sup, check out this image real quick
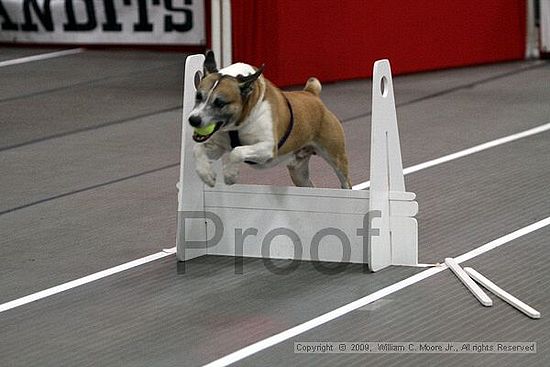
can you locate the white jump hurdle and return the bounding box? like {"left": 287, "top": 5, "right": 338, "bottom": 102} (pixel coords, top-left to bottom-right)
{"left": 176, "top": 54, "right": 418, "bottom": 272}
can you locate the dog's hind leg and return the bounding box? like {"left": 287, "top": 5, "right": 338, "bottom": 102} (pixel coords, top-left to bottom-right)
{"left": 314, "top": 114, "right": 352, "bottom": 189}
{"left": 314, "top": 144, "right": 352, "bottom": 189}
{"left": 287, "top": 153, "right": 314, "bottom": 187}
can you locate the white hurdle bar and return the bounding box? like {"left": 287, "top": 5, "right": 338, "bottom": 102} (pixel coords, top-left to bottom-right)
{"left": 176, "top": 54, "right": 418, "bottom": 272}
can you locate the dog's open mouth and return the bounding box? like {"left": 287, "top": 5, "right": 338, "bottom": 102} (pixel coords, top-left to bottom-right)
{"left": 192, "top": 121, "right": 223, "bottom": 143}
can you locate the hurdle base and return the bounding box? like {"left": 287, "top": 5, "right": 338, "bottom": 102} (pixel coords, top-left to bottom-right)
{"left": 176, "top": 183, "right": 418, "bottom": 270}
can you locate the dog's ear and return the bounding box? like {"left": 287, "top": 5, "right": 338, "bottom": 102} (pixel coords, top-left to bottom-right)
{"left": 236, "top": 64, "right": 265, "bottom": 97}
{"left": 204, "top": 50, "right": 218, "bottom": 75}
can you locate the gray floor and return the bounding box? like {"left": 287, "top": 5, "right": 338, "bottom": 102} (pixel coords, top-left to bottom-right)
{"left": 0, "top": 47, "right": 548, "bottom": 366}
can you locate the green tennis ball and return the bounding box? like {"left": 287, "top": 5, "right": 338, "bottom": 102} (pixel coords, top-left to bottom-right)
{"left": 194, "top": 123, "right": 216, "bottom": 136}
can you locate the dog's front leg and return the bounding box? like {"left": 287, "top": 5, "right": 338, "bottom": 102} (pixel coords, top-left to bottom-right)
{"left": 223, "top": 142, "right": 274, "bottom": 185}
{"left": 193, "top": 142, "right": 225, "bottom": 187}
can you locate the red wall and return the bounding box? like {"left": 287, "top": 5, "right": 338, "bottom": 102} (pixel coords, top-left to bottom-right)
{"left": 231, "top": 0, "right": 527, "bottom": 86}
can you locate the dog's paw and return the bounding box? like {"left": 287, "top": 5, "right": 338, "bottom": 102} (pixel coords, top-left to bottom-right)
{"left": 196, "top": 168, "right": 217, "bottom": 187}
{"left": 223, "top": 169, "right": 239, "bottom": 185}
{"left": 223, "top": 163, "right": 240, "bottom": 185}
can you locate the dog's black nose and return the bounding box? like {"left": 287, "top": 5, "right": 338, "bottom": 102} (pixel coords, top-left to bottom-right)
{"left": 189, "top": 115, "right": 202, "bottom": 127}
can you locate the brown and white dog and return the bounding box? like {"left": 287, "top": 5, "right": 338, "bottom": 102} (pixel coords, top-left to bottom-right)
{"left": 189, "top": 51, "right": 351, "bottom": 189}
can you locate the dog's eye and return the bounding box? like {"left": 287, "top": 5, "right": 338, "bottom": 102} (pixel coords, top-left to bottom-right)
{"left": 195, "top": 92, "right": 203, "bottom": 102}
{"left": 213, "top": 98, "right": 228, "bottom": 108}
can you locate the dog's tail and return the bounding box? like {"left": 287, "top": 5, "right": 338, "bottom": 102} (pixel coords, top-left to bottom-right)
{"left": 304, "top": 77, "right": 322, "bottom": 96}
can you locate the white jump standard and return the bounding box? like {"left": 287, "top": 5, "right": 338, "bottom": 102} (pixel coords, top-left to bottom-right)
{"left": 176, "top": 54, "right": 418, "bottom": 272}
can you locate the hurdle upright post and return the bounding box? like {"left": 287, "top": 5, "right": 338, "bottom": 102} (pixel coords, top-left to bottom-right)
{"left": 176, "top": 54, "right": 207, "bottom": 262}
{"left": 368, "top": 59, "right": 418, "bottom": 271}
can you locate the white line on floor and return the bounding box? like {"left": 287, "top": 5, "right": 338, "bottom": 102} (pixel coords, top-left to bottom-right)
{"left": 0, "top": 122, "right": 547, "bottom": 314}
{"left": 202, "top": 216, "right": 550, "bottom": 367}
{"left": 0, "top": 48, "right": 85, "bottom": 68}
{"left": 0, "top": 250, "right": 172, "bottom": 313}
{"left": 352, "top": 121, "right": 550, "bottom": 190}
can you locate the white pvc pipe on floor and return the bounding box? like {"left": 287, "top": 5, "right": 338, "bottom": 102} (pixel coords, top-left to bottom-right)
{"left": 464, "top": 267, "right": 541, "bottom": 319}
{"left": 445, "top": 257, "right": 493, "bottom": 307}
